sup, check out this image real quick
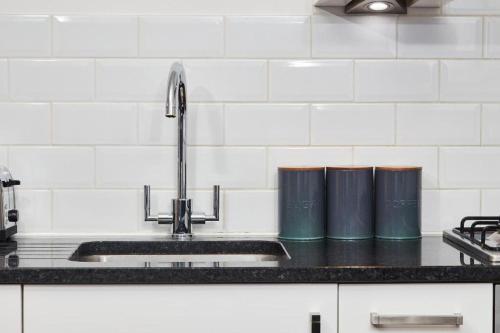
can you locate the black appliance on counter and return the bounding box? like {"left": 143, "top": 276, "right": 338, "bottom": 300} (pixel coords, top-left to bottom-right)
{"left": 0, "top": 166, "right": 20, "bottom": 241}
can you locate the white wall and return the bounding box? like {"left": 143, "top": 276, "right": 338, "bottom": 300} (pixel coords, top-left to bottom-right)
{"left": 1, "top": 0, "right": 500, "bottom": 235}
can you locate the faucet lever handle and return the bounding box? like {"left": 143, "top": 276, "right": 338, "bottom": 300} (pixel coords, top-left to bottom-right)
{"left": 143, "top": 185, "right": 173, "bottom": 224}
{"left": 192, "top": 185, "right": 220, "bottom": 224}
{"left": 209, "top": 185, "right": 220, "bottom": 221}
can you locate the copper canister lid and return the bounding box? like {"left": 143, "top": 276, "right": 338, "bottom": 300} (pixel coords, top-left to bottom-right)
{"left": 327, "top": 166, "right": 373, "bottom": 170}
{"left": 278, "top": 166, "right": 325, "bottom": 171}
{"left": 375, "top": 166, "right": 422, "bottom": 171}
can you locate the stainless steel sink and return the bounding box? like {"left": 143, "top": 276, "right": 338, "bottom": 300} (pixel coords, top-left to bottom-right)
{"left": 69, "top": 240, "right": 290, "bottom": 264}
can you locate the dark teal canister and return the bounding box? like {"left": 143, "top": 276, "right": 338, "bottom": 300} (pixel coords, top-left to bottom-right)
{"left": 375, "top": 167, "right": 422, "bottom": 240}
{"left": 327, "top": 166, "right": 374, "bottom": 240}
{"left": 278, "top": 167, "right": 326, "bottom": 240}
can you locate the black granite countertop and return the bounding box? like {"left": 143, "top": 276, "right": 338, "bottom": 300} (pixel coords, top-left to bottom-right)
{"left": 0, "top": 235, "right": 498, "bottom": 284}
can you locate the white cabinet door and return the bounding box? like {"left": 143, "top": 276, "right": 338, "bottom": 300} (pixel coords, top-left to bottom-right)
{"left": 24, "top": 284, "right": 338, "bottom": 333}
{"left": 339, "top": 284, "right": 492, "bottom": 333}
{"left": 0, "top": 285, "right": 22, "bottom": 333}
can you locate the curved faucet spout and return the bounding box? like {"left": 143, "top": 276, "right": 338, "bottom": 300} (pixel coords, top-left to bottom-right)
{"left": 166, "top": 63, "right": 188, "bottom": 201}
{"left": 166, "top": 62, "right": 187, "bottom": 119}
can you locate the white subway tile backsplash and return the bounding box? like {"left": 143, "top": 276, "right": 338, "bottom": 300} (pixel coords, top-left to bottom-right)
{"left": 53, "top": 15, "right": 138, "bottom": 57}
{"left": 16, "top": 190, "right": 52, "bottom": 234}
{"left": 1, "top": 12, "right": 499, "bottom": 236}
{"left": 485, "top": 17, "right": 500, "bottom": 58}
{"left": 0, "top": 15, "right": 50, "bottom": 57}
{"left": 53, "top": 190, "right": 138, "bottom": 233}
{"left": 443, "top": 0, "right": 500, "bottom": 15}
{"left": 269, "top": 60, "right": 354, "bottom": 102}
{"left": 225, "top": 104, "right": 309, "bottom": 145}
{"left": 0, "top": 60, "right": 7, "bottom": 100}
{"left": 398, "top": 17, "right": 483, "bottom": 58}
{"left": 311, "top": 104, "right": 395, "bottom": 145}
{"left": 267, "top": 147, "right": 353, "bottom": 188}
{"left": 53, "top": 103, "right": 138, "bottom": 145}
{"left": 481, "top": 190, "right": 500, "bottom": 215}
{"left": 422, "top": 190, "right": 480, "bottom": 233}
{"left": 0, "top": 0, "right": 313, "bottom": 16}
{"left": 187, "top": 147, "right": 267, "bottom": 189}
{"left": 440, "top": 147, "right": 500, "bottom": 188}
{"left": 185, "top": 60, "right": 267, "bottom": 102}
{"left": 353, "top": 147, "right": 438, "bottom": 188}
{"left": 396, "top": 104, "right": 481, "bottom": 145}
{"left": 482, "top": 104, "right": 500, "bottom": 145}
{"left": 441, "top": 61, "right": 500, "bottom": 102}
{"left": 226, "top": 16, "right": 310, "bottom": 58}
{"left": 96, "top": 147, "right": 176, "bottom": 188}
{"left": 96, "top": 59, "right": 176, "bottom": 101}
{"left": 312, "top": 15, "right": 396, "bottom": 58}
{"left": 139, "top": 16, "right": 224, "bottom": 57}
{"left": 9, "top": 147, "right": 95, "bottom": 188}
{"left": 0, "top": 103, "right": 51, "bottom": 144}
{"left": 225, "top": 190, "right": 277, "bottom": 233}
{"left": 9, "top": 59, "right": 95, "bottom": 101}
{"left": 355, "top": 60, "right": 439, "bottom": 102}
{"left": 138, "top": 103, "right": 224, "bottom": 146}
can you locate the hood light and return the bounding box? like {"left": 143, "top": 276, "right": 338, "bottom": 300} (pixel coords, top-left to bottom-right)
{"left": 315, "top": 0, "right": 441, "bottom": 15}
{"left": 367, "top": 1, "right": 392, "bottom": 11}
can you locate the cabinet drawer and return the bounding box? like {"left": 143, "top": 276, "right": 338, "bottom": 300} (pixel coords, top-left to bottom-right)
{"left": 24, "top": 284, "right": 337, "bottom": 333}
{"left": 0, "top": 285, "right": 21, "bottom": 333}
{"left": 339, "top": 284, "right": 492, "bottom": 333}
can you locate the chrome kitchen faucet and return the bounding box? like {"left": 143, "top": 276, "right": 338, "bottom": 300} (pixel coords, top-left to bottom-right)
{"left": 144, "top": 63, "right": 220, "bottom": 239}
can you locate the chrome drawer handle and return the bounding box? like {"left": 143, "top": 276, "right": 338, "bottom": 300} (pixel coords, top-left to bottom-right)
{"left": 370, "top": 313, "right": 463, "bottom": 327}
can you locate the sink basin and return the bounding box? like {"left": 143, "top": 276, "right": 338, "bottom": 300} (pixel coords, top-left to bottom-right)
{"left": 69, "top": 240, "right": 290, "bottom": 263}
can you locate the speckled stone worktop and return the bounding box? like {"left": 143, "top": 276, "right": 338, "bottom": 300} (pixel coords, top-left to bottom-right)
{"left": 0, "top": 235, "right": 498, "bottom": 284}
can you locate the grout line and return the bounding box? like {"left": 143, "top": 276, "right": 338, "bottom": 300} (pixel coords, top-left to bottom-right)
{"left": 50, "top": 15, "right": 54, "bottom": 57}
{"left": 93, "top": 145, "right": 97, "bottom": 188}
{"left": 393, "top": 104, "right": 398, "bottom": 145}
{"left": 0, "top": 100, "right": 496, "bottom": 105}
{"left": 6, "top": 143, "right": 500, "bottom": 148}
{"left": 49, "top": 102, "right": 54, "bottom": 144}
{"left": 309, "top": 15, "right": 313, "bottom": 58}
{"left": 395, "top": 15, "right": 399, "bottom": 58}
{"left": 135, "top": 103, "right": 140, "bottom": 144}
{"left": 93, "top": 59, "right": 97, "bottom": 101}
{"left": 437, "top": 59, "right": 442, "bottom": 102}
{"left": 136, "top": 16, "right": 140, "bottom": 57}
{"left": 265, "top": 147, "right": 270, "bottom": 188}
{"left": 6, "top": 59, "right": 11, "bottom": 102}
{"left": 16, "top": 186, "right": 500, "bottom": 191}
{"left": 49, "top": 189, "right": 54, "bottom": 232}
{"left": 222, "top": 16, "right": 227, "bottom": 57}
{"left": 7, "top": 56, "right": 500, "bottom": 61}
{"left": 308, "top": 104, "right": 312, "bottom": 145}
{"left": 352, "top": 60, "right": 356, "bottom": 101}
{"left": 436, "top": 146, "right": 441, "bottom": 188}
{"left": 266, "top": 59, "right": 270, "bottom": 102}
{"left": 480, "top": 104, "right": 484, "bottom": 145}
{"left": 222, "top": 103, "right": 227, "bottom": 145}
{"left": 482, "top": 16, "right": 486, "bottom": 59}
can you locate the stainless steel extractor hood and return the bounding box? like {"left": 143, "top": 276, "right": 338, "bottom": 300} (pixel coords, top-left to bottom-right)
{"left": 315, "top": 0, "right": 441, "bottom": 14}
